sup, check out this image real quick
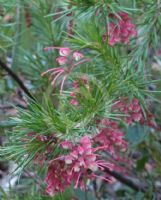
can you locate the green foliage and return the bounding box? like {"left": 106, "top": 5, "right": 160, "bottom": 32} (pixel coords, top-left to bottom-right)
{"left": 0, "top": 187, "right": 73, "bottom": 200}
{"left": 0, "top": 0, "right": 161, "bottom": 199}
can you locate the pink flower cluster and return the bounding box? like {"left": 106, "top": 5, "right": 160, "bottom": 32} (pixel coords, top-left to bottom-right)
{"left": 94, "top": 119, "right": 127, "bottom": 155}
{"left": 63, "top": 136, "right": 113, "bottom": 173}
{"left": 54, "top": 48, "right": 84, "bottom": 65}
{"left": 112, "top": 98, "right": 143, "bottom": 125}
{"left": 112, "top": 97, "right": 156, "bottom": 127}
{"left": 42, "top": 47, "right": 88, "bottom": 94}
{"left": 45, "top": 136, "right": 114, "bottom": 196}
{"left": 45, "top": 159, "right": 71, "bottom": 195}
{"left": 103, "top": 12, "right": 137, "bottom": 46}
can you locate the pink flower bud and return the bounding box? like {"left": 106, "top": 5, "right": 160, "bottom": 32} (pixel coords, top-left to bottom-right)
{"left": 132, "top": 98, "right": 139, "bottom": 105}
{"left": 70, "top": 99, "right": 79, "bottom": 106}
{"left": 70, "top": 92, "right": 76, "bottom": 97}
{"left": 78, "top": 146, "right": 84, "bottom": 155}
{"left": 71, "top": 150, "right": 78, "bottom": 159}
{"left": 61, "top": 140, "right": 73, "bottom": 149}
{"left": 73, "top": 81, "right": 79, "bottom": 89}
{"left": 88, "top": 163, "right": 98, "bottom": 171}
{"left": 86, "top": 154, "right": 96, "bottom": 162}
{"left": 56, "top": 56, "right": 68, "bottom": 65}
{"left": 65, "top": 156, "right": 73, "bottom": 164}
{"left": 59, "top": 47, "right": 71, "bottom": 56}
{"left": 73, "top": 52, "right": 84, "bottom": 61}
{"left": 118, "top": 12, "right": 129, "bottom": 20}
{"left": 79, "top": 136, "right": 91, "bottom": 145}
{"left": 132, "top": 113, "right": 142, "bottom": 122}
{"left": 73, "top": 163, "right": 80, "bottom": 172}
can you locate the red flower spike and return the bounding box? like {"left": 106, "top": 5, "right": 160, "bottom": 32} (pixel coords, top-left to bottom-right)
{"left": 106, "top": 12, "right": 137, "bottom": 46}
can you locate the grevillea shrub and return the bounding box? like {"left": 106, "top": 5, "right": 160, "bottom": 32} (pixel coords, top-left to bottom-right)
{"left": 1, "top": 0, "right": 161, "bottom": 199}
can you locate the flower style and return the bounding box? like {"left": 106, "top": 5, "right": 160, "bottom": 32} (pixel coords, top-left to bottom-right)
{"left": 41, "top": 47, "right": 89, "bottom": 94}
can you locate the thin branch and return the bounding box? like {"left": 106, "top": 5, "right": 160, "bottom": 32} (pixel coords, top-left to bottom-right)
{"left": 84, "top": 186, "right": 88, "bottom": 200}
{"left": 105, "top": 168, "right": 147, "bottom": 193}
{"left": 11, "top": 0, "right": 22, "bottom": 69}
{"left": 93, "top": 181, "right": 102, "bottom": 200}
{"left": 0, "top": 104, "right": 27, "bottom": 110}
{"left": 0, "top": 58, "right": 35, "bottom": 100}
